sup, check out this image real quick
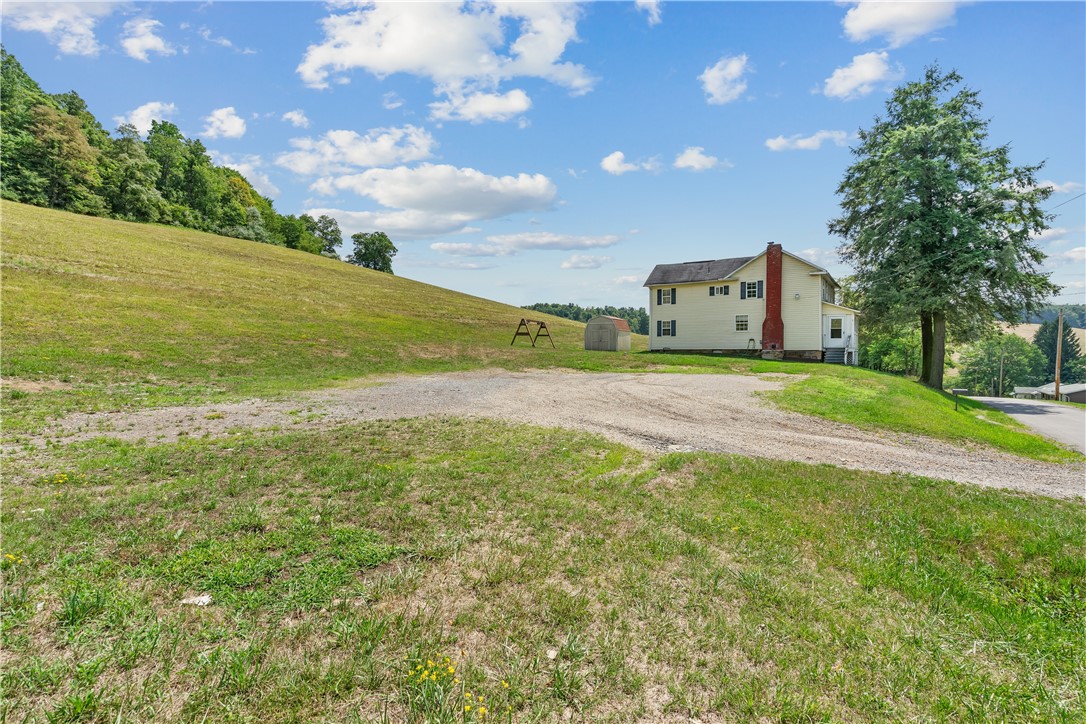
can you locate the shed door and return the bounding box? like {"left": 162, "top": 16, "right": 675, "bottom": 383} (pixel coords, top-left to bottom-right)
{"left": 591, "top": 327, "right": 609, "bottom": 350}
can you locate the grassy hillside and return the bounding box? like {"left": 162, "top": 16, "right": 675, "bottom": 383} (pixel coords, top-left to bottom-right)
{"left": 1, "top": 201, "right": 1077, "bottom": 461}
{"left": 0, "top": 200, "right": 611, "bottom": 391}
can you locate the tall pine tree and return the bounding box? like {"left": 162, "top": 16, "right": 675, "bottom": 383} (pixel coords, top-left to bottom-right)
{"left": 1033, "top": 320, "right": 1083, "bottom": 383}
{"left": 830, "top": 67, "right": 1058, "bottom": 389}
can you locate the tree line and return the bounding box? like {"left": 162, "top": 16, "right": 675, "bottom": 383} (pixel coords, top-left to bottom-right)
{"left": 0, "top": 47, "right": 406, "bottom": 269}
{"left": 1024, "top": 304, "right": 1086, "bottom": 328}
{"left": 522, "top": 303, "right": 649, "bottom": 335}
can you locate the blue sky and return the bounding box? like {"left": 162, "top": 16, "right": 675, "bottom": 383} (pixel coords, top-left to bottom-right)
{"left": 3, "top": 1, "right": 1084, "bottom": 310}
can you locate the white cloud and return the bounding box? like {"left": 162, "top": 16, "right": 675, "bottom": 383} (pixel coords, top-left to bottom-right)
{"left": 699, "top": 54, "right": 749, "bottom": 105}
{"left": 1039, "top": 180, "right": 1084, "bottom": 194}
{"left": 121, "top": 18, "right": 176, "bottom": 63}
{"left": 308, "top": 164, "right": 557, "bottom": 240}
{"left": 113, "top": 101, "right": 178, "bottom": 136}
{"left": 276, "top": 125, "right": 435, "bottom": 176}
{"left": 1034, "top": 227, "right": 1069, "bottom": 243}
{"left": 382, "top": 92, "right": 404, "bottom": 110}
{"left": 614, "top": 275, "right": 642, "bottom": 285}
{"left": 1051, "top": 247, "right": 1086, "bottom": 264}
{"left": 798, "top": 247, "right": 839, "bottom": 267}
{"left": 561, "top": 254, "right": 612, "bottom": 269}
{"left": 636, "top": 0, "right": 662, "bottom": 26}
{"left": 822, "top": 51, "right": 903, "bottom": 100}
{"left": 433, "top": 231, "right": 619, "bottom": 257}
{"left": 437, "top": 260, "right": 497, "bottom": 271}
{"left": 282, "top": 110, "right": 310, "bottom": 128}
{"left": 430, "top": 89, "right": 532, "bottom": 123}
{"left": 673, "top": 146, "right": 720, "bottom": 171}
{"left": 210, "top": 152, "right": 280, "bottom": 199}
{"left": 765, "top": 130, "right": 850, "bottom": 151}
{"left": 841, "top": 1, "right": 961, "bottom": 48}
{"left": 296, "top": 2, "right": 593, "bottom": 123}
{"left": 601, "top": 151, "right": 658, "bottom": 175}
{"left": 487, "top": 232, "right": 619, "bottom": 250}
{"left": 2, "top": 2, "right": 117, "bottom": 56}
{"left": 202, "top": 107, "right": 247, "bottom": 139}
{"left": 197, "top": 26, "right": 254, "bottom": 54}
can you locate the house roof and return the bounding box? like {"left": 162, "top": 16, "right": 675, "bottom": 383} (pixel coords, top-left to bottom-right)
{"left": 643, "top": 246, "right": 838, "bottom": 288}
{"left": 643, "top": 255, "right": 755, "bottom": 287}
{"left": 1037, "top": 382, "right": 1086, "bottom": 395}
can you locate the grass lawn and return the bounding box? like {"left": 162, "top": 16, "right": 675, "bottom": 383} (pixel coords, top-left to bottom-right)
{"left": 3, "top": 419, "right": 1083, "bottom": 721}
{"left": 2, "top": 201, "right": 1077, "bottom": 461}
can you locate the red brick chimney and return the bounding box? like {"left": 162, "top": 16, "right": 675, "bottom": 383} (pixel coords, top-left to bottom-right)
{"left": 761, "top": 242, "right": 785, "bottom": 355}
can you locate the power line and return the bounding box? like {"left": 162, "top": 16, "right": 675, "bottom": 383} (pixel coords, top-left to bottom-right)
{"left": 1046, "top": 192, "right": 1085, "bottom": 212}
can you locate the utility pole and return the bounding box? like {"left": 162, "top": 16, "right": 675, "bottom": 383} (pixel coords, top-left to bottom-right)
{"left": 998, "top": 344, "right": 1005, "bottom": 398}
{"left": 1055, "top": 307, "right": 1064, "bottom": 400}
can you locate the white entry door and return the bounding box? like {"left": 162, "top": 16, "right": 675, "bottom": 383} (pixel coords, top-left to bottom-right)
{"left": 823, "top": 316, "right": 845, "bottom": 348}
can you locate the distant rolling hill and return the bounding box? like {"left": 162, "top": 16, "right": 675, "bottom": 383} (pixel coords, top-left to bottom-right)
{"left": 1, "top": 201, "right": 640, "bottom": 404}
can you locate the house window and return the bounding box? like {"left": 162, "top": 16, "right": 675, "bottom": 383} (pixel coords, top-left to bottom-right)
{"left": 661, "top": 320, "right": 672, "bottom": 336}
{"left": 709, "top": 285, "right": 726, "bottom": 297}
{"left": 830, "top": 318, "right": 843, "bottom": 339}
{"left": 662, "top": 289, "right": 672, "bottom": 304}
{"left": 745, "top": 281, "right": 759, "bottom": 299}
{"left": 735, "top": 315, "right": 748, "bottom": 332}
{"left": 721, "top": 285, "right": 729, "bottom": 295}
{"left": 822, "top": 278, "right": 835, "bottom": 303}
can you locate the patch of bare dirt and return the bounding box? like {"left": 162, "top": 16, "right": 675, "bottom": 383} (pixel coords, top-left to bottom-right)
{"left": 15, "top": 370, "right": 1086, "bottom": 500}
{"left": 4, "top": 379, "right": 74, "bottom": 393}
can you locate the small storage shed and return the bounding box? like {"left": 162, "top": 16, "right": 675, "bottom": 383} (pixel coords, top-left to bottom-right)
{"left": 584, "top": 315, "right": 631, "bottom": 352}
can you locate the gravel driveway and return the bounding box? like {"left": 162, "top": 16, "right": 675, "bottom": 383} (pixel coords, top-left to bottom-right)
{"left": 41, "top": 370, "right": 1085, "bottom": 500}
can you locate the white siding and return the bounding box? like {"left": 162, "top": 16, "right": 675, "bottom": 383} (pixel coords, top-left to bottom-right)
{"left": 781, "top": 255, "right": 822, "bottom": 351}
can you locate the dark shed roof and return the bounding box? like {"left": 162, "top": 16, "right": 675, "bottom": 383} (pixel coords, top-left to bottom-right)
{"left": 643, "top": 255, "right": 755, "bottom": 287}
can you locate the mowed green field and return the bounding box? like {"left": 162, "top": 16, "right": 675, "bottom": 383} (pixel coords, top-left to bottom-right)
{"left": 3, "top": 421, "right": 1084, "bottom": 721}
{"left": 2, "top": 201, "right": 1084, "bottom": 721}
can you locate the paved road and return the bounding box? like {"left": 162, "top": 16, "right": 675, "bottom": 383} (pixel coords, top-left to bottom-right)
{"left": 973, "top": 397, "right": 1086, "bottom": 453}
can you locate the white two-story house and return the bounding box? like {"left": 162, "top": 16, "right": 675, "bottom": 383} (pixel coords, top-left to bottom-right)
{"left": 644, "top": 242, "right": 859, "bottom": 363}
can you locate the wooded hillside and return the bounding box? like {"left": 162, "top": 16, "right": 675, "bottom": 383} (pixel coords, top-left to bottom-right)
{"left": 0, "top": 47, "right": 338, "bottom": 256}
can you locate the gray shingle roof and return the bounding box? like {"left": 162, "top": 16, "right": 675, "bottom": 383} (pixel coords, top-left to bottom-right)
{"left": 643, "top": 255, "right": 756, "bottom": 287}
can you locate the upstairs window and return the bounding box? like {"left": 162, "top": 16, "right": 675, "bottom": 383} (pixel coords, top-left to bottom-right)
{"left": 740, "top": 281, "right": 763, "bottom": 299}
{"left": 662, "top": 288, "right": 672, "bottom": 304}
{"left": 709, "top": 285, "right": 728, "bottom": 297}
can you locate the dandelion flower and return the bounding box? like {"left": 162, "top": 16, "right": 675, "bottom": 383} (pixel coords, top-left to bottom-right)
{"left": 464, "top": 705, "right": 472, "bottom": 712}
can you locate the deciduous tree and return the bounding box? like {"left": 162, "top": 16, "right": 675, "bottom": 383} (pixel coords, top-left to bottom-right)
{"left": 958, "top": 334, "right": 1046, "bottom": 395}
{"left": 347, "top": 231, "right": 397, "bottom": 273}
{"left": 829, "top": 66, "right": 1058, "bottom": 389}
